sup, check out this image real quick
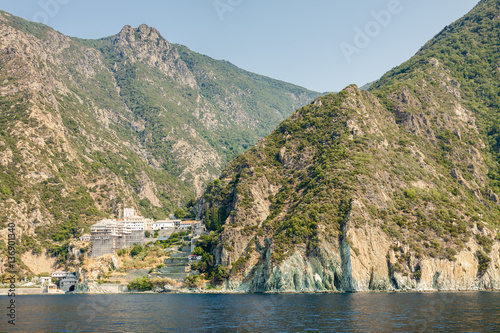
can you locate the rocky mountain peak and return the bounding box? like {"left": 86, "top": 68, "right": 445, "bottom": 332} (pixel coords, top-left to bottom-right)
{"left": 113, "top": 24, "right": 168, "bottom": 48}
{"left": 111, "top": 23, "right": 197, "bottom": 88}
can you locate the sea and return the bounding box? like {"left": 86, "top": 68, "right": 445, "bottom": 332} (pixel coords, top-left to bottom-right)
{"left": 1, "top": 292, "right": 499, "bottom": 332}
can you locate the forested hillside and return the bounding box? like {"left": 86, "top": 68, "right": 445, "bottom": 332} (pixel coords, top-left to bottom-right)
{"left": 198, "top": 0, "right": 500, "bottom": 292}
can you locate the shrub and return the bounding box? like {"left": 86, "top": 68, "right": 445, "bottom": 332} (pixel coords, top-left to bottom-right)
{"left": 185, "top": 275, "right": 204, "bottom": 288}
{"left": 445, "top": 247, "right": 457, "bottom": 261}
{"left": 150, "top": 277, "right": 176, "bottom": 289}
{"left": 413, "top": 265, "right": 422, "bottom": 281}
{"left": 476, "top": 250, "right": 491, "bottom": 278}
{"left": 476, "top": 234, "right": 493, "bottom": 253}
{"left": 127, "top": 276, "right": 152, "bottom": 291}
{"left": 130, "top": 244, "right": 144, "bottom": 257}
{"left": 404, "top": 188, "right": 417, "bottom": 200}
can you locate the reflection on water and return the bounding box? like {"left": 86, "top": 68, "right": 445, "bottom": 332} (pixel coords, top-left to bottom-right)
{"left": 2, "top": 291, "right": 499, "bottom": 332}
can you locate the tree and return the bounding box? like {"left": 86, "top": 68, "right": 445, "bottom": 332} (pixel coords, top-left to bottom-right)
{"left": 130, "top": 244, "right": 144, "bottom": 257}
{"left": 174, "top": 208, "right": 186, "bottom": 219}
{"left": 205, "top": 206, "right": 221, "bottom": 231}
{"left": 209, "top": 266, "right": 229, "bottom": 285}
{"left": 193, "top": 246, "right": 204, "bottom": 256}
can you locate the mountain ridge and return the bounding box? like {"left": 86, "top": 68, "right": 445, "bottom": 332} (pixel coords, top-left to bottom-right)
{"left": 0, "top": 11, "right": 319, "bottom": 275}
{"left": 196, "top": 0, "right": 500, "bottom": 292}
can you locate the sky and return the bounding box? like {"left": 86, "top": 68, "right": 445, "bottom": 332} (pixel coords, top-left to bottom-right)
{"left": 0, "top": 0, "right": 480, "bottom": 93}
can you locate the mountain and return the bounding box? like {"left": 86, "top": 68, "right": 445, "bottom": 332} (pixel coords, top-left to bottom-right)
{"left": 0, "top": 12, "right": 319, "bottom": 274}
{"left": 198, "top": 0, "right": 500, "bottom": 292}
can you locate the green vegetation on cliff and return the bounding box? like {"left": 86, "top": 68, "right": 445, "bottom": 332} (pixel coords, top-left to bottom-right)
{"left": 200, "top": 0, "right": 500, "bottom": 289}
{"left": 372, "top": 0, "right": 500, "bottom": 190}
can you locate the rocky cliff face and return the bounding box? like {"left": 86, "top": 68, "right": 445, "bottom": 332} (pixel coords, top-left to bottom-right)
{"left": 0, "top": 11, "right": 319, "bottom": 276}
{"left": 112, "top": 24, "right": 198, "bottom": 89}
{"left": 203, "top": 85, "right": 500, "bottom": 292}
{"left": 200, "top": 0, "right": 500, "bottom": 292}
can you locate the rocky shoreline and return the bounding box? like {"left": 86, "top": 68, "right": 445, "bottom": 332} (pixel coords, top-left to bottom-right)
{"left": 3, "top": 286, "right": 499, "bottom": 296}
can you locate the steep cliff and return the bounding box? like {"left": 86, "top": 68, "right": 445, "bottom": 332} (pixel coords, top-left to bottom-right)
{"left": 0, "top": 12, "right": 319, "bottom": 275}
{"left": 199, "top": 0, "right": 500, "bottom": 292}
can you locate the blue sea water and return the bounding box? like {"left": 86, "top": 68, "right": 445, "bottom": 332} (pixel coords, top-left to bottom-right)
{"left": 1, "top": 292, "right": 499, "bottom": 332}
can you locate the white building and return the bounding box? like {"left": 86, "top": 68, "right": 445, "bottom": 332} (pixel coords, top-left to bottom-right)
{"left": 90, "top": 209, "right": 147, "bottom": 258}
{"left": 179, "top": 221, "right": 203, "bottom": 230}
{"left": 179, "top": 221, "right": 192, "bottom": 230}
{"left": 43, "top": 283, "right": 62, "bottom": 294}
{"left": 122, "top": 220, "right": 144, "bottom": 231}
{"left": 122, "top": 216, "right": 153, "bottom": 231}
{"left": 123, "top": 208, "right": 135, "bottom": 219}
{"left": 51, "top": 271, "right": 74, "bottom": 280}
{"left": 91, "top": 208, "right": 153, "bottom": 234}
{"left": 39, "top": 277, "right": 51, "bottom": 285}
{"left": 120, "top": 208, "right": 153, "bottom": 231}
{"left": 80, "top": 234, "right": 91, "bottom": 242}
{"left": 152, "top": 219, "right": 181, "bottom": 230}
{"left": 91, "top": 220, "right": 131, "bottom": 237}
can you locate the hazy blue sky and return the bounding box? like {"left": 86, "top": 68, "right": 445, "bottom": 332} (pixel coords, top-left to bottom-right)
{"left": 0, "top": 0, "right": 480, "bottom": 92}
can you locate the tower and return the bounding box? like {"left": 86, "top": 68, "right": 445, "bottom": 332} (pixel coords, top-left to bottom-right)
{"left": 123, "top": 208, "right": 135, "bottom": 219}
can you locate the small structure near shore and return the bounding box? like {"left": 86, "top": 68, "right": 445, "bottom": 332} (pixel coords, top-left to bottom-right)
{"left": 43, "top": 283, "right": 64, "bottom": 294}
{"left": 60, "top": 275, "right": 78, "bottom": 292}
{"left": 39, "top": 276, "right": 51, "bottom": 286}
